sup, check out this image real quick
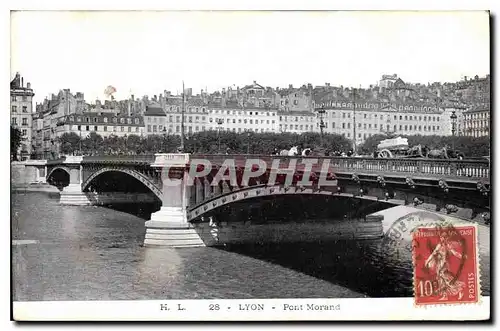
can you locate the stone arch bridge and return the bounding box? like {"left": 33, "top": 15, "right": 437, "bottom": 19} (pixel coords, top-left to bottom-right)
{"left": 24, "top": 154, "right": 490, "bottom": 247}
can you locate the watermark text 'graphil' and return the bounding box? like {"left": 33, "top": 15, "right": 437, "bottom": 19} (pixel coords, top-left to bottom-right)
{"left": 161, "top": 158, "right": 338, "bottom": 187}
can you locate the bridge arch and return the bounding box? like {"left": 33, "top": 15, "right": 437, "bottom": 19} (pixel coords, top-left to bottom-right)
{"left": 82, "top": 168, "right": 163, "bottom": 201}
{"left": 187, "top": 184, "right": 397, "bottom": 221}
{"left": 46, "top": 166, "right": 71, "bottom": 180}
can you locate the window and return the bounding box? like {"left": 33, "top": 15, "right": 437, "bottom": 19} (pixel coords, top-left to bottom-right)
{"left": 11, "top": 96, "right": 16, "bottom": 102}
{"left": 347, "top": 123, "right": 351, "bottom": 129}
{"left": 342, "top": 113, "right": 346, "bottom": 118}
{"left": 22, "top": 96, "right": 27, "bottom": 101}
{"left": 113, "top": 117, "right": 117, "bottom": 123}
{"left": 86, "top": 125, "right": 90, "bottom": 131}
{"left": 153, "top": 125, "right": 157, "bottom": 132}
{"left": 233, "top": 119, "right": 236, "bottom": 123}
{"left": 86, "top": 117, "right": 90, "bottom": 123}
{"left": 11, "top": 118, "right": 16, "bottom": 125}
{"left": 104, "top": 126, "right": 107, "bottom": 132}
{"left": 176, "top": 116, "right": 180, "bottom": 122}
{"left": 399, "top": 116, "right": 402, "bottom": 120}
{"left": 196, "top": 126, "right": 199, "bottom": 131}
{"left": 22, "top": 129, "right": 27, "bottom": 136}
{"left": 94, "top": 118, "right": 98, "bottom": 123}
{"left": 176, "top": 126, "right": 180, "bottom": 133}
{"left": 147, "top": 125, "right": 151, "bottom": 132}
{"left": 22, "top": 117, "right": 28, "bottom": 126}
{"left": 135, "top": 118, "right": 139, "bottom": 124}
{"left": 363, "top": 124, "right": 367, "bottom": 129}
{"left": 22, "top": 106, "right": 27, "bottom": 113}
{"left": 77, "top": 117, "right": 81, "bottom": 122}
{"left": 11, "top": 106, "right": 17, "bottom": 113}
{"left": 128, "top": 126, "right": 132, "bottom": 132}
{"left": 120, "top": 118, "right": 125, "bottom": 124}
{"left": 136, "top": 127, "right": 139, "bottom": 132}
{"left": 94, "top": 125, "right": 98, "bottom": 131}
{"left": 374, "top": 123, "right": 377, "bottom": 128}
{"left": 113, "top": 126, "right": 117, "bottom": 132}
{"left": 77, "top": 125, "right": 81, "bottom": 131}
{"left": 127, "top": 118, "right": 132, "bottom": 124}
{"left": 342, "top": 123, "right": 345, "bottom": 129}
{"left": 364, "top": 114, "right": 367, "bottom": 119}
{"left": 121, "top": 126, "right": 125, "bottom": 132}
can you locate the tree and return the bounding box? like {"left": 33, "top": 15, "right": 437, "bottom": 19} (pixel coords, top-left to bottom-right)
{"left": 57, "top": 132, "right": 81, "bottom": 156}
{"left": 82, "top": 132, "right": 104, "bottom": 155}
{"left": 11, "top": 126, "right": 22, "bottom": 161}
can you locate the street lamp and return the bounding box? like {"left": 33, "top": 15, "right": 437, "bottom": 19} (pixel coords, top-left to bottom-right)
{"left": 318, "top": 105, "right": 326, "bottom": 146}
{"left": 216, "top": 118, "right": 223, "bottom": 153}
{"left": 450, "top": 110, "right": 457, "bottom": 136}
{"left": 450, "top": 110, "right": 457, "bottom": 151}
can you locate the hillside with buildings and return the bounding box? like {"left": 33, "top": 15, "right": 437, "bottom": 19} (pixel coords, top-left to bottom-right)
{"left": 11, "top": 72, "right": 490, "bottom": 160}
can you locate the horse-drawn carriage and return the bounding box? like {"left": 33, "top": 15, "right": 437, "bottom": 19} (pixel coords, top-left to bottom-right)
{"left": 376, "top": 137, "right": 424, "bottom": 158}
{"left": 376, "top": 137, "right": 464, "bottom": 159}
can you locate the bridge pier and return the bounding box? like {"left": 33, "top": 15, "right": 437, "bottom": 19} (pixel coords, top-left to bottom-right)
{"left": 59, "top": 156, "right": 92, "bottom": 206}
{"left": 144, "top": 154, "right": 205, "bottom": 248}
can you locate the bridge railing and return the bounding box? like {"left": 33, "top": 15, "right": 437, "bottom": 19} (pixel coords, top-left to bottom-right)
{"left": 81, "top": 155, "right": 156, "bottom": 164}
{"left": 77, "top": 154, "right": 489, "bottom": 182}
{"left": 195, "top": 154, "right": 490, "bottom": 182}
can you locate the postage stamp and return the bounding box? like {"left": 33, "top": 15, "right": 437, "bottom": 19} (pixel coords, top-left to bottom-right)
{"left": 412, "top": 223, "right": 480, "bottom": 306}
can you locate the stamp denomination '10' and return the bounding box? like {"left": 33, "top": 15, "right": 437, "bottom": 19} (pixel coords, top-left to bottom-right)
{"left": 412, "top": 224, "right": 480, "bottom": 306}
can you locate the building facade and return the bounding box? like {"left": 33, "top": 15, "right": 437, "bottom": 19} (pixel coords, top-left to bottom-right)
{"left": 278, "top": 111, "right": 317, "bottom": 134}
{"left": 463, "top": 108, "right": 490, "bottom": 137}
{"left": 315, "top": 100, "right": 449, "bottom": 145}
{"left": 10, "top": 73, "right": 35, "bottom": 160}
{"left": 208, "top": 106, "right": 279, "bottom": 134}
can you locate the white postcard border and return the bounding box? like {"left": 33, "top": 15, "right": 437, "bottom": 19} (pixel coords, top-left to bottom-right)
{"left": 14, "top": 297, "right": 490, "bottom": 321}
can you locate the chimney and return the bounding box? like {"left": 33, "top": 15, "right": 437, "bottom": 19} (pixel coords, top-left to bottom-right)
{"left": 253, "top": 80, "right": 257, "bottom": 84}
{"left": 21, "top": 77, "right": 24, "bottom": 87}
{"left": 27, "top": 82, "right": 31, "bottom": 89}
{"left": 289, "top": 84, "right": 293, "bottom": 89}
{"left": 131, "top": 94, "right": 134, "bottom": 100}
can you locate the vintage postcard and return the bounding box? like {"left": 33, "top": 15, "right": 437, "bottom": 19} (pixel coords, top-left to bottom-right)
{"left": 10, "top": 9, "right": 491, "bottom": 322}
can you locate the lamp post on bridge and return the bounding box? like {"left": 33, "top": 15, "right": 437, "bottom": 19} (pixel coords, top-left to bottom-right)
{"left": 318, "top": 105, "right": 326, "bottom": 147}
{"left": 216, "top": 118, "right": 224, "bottom": 154}
{"left": 450, "top": 110, "right": 457, "bottom": 151}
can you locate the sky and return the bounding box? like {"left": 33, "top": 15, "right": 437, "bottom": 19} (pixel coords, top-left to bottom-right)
{"left": 10, "top": 10, "right": 490, "bottom": 104}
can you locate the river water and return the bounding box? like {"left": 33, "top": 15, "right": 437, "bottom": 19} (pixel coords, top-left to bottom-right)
{"left": 12, "top": 192, "right": 490, "bottom": 301}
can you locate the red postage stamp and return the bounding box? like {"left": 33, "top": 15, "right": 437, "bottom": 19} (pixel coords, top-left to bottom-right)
{"left": 412, "top": 223, "right": 480, "bottom": 306}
